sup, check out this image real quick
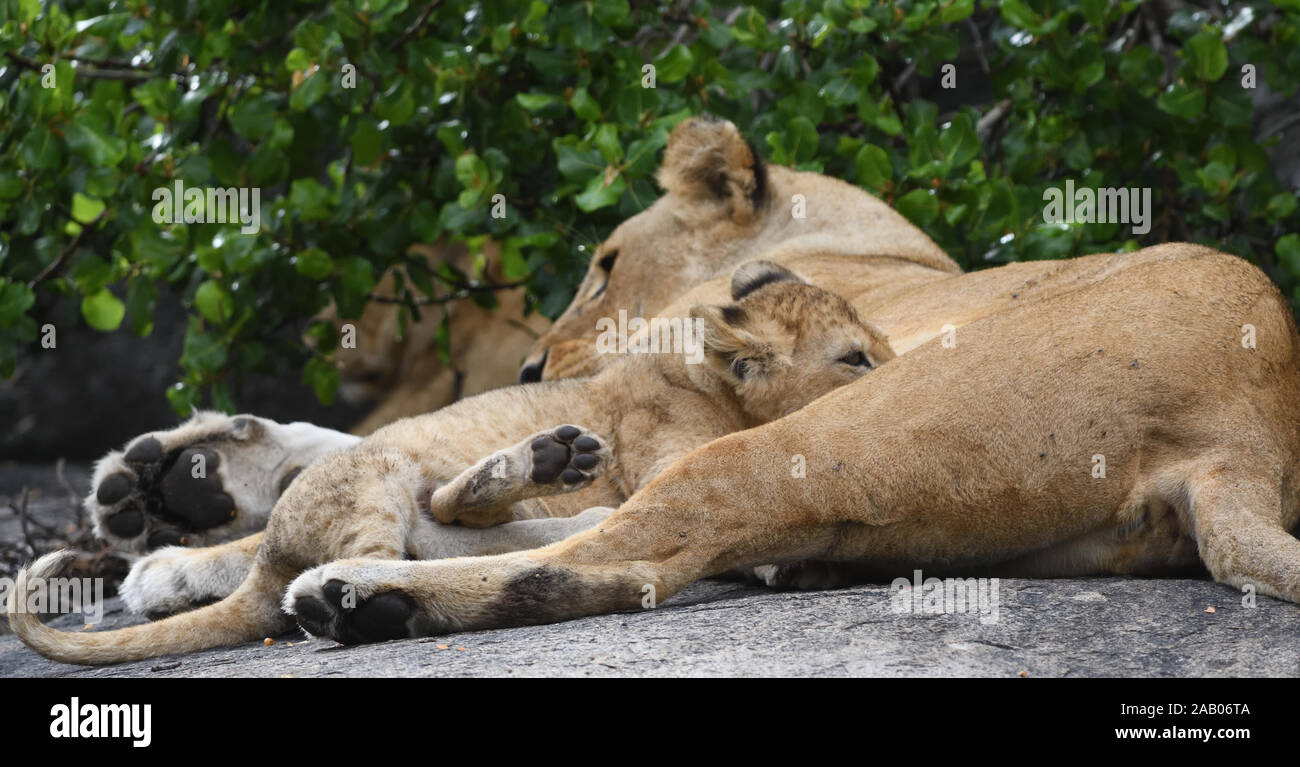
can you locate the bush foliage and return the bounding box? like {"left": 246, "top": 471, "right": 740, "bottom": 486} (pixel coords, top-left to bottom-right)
{"left": 2, "top": 0, "right": 1298, "bottom": 414}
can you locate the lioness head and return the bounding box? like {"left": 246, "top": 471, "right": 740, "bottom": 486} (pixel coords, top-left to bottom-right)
{"left": 519, "top": 115, "right": 954, "bottom": 384}
{"left": 690, "top": 261, "right": 895, "bottom": 423}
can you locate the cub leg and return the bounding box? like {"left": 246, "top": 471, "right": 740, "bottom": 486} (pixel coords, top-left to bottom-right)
{"left": 426, "top": 425, "right": 611, "bottom": 528}
{"left": 416, "top": 507, "right": 616, "bottom": 559}
{"left": 1191, "top": 469, "right": 1300, "bottom": 602}
{"left": 118, "top": 532, "right": 264, "bottom": 618}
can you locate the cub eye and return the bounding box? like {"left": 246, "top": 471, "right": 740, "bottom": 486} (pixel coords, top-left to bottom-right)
{"left": 730, "top": 357, "right": 751, "bottom": 379}
{"left": 839, "top": 350, "right": 871, "bottom": 368}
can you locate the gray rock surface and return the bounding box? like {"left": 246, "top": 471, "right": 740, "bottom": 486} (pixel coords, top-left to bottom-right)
{"left": 2, "top": 575, "right": 1295, "bottom": 677}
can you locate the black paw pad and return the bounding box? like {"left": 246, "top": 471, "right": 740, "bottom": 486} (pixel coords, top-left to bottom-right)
{"left": 561, "top": 469, "right": 583, "bottom": 484}
{"left": 530, "top": 436, "right": 571, "bottom": 483}
{"left": 572, "top": 453, "right": 600, "bottom": 470}
{"left": 124, "top": 437, "right": 163, "bottom": 465}
{"left": 555, "top": 425, "right": 582, "bottom": 441}
{"left": 96, "top": 473, "right": 133, "bottom": 504}
{"left": 160, "top": 448, "right": 235, "bottom": 531}
{"left": 105, "top": 509, "right": 145, "bottom": 538}
{"left": 293, "top": 596, "right": 333, "bottom": 637}
{"left": 307, "top": 579, "right": 416, "bottom": 645}
{"left": 349, "top": 592, "right": 415, "bottom": 643}
{"left": 573, "top": 436, "right": 600, "bottom": 452}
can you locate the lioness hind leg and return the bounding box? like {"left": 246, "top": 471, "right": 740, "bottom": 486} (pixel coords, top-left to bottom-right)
{"left": 1192, "top": 470, "right": 1300, "bottom": 602}
{"left": 119, "top": 532, "right": 264, "bottom": 618}
{"left": 426, "top": 424, "right": 611, "bottom": 527}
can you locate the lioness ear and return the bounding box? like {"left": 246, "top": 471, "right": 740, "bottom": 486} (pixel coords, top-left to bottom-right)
{"left": 690, "top": 303, "right": 771, "bottom": 381}
{"left": 658, "top": 116, "right": 767, "bottom": 222}
{"left": 730, "top": 260, "right": 807, "bottom": 301}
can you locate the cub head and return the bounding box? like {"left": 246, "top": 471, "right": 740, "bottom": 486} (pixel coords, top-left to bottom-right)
{"left": 689, "top": 261, "right": 895, "bottom": 423}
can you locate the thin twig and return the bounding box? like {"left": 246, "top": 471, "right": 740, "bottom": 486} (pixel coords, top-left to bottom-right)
{"left": 391, "top": 0, "right": 443, "bottom": 51}
{"left": 28, "top": 210, "right": 107, "bottom": 290}
{"left": 977, "top": 98, "right": 1013, "bottom": 137}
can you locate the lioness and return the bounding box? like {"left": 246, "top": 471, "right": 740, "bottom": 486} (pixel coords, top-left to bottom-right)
{"left": 9, "top": 264, "right": 896, "bottom": 662}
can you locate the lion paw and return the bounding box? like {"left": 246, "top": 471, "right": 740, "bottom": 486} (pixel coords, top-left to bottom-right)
{"left": 87, "top": 412, "right": 359, "bottom": 553}
{"left": 527, "top": 425, "right": 608, "bottom": 487}
{"left": 119, "top": 544, "right": 254, "bottom": 618}
{"left": 430, "top": 424, "right": 612, "bottom": 526}
{"left": 287, "top": 566, "right": 425, "bottom": 645}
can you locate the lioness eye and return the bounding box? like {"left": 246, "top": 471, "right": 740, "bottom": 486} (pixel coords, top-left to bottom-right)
{"left": 839, "top": 350, "right": 871, "bottom": 368}
{"left": 590, "top": 250, "right": 618, "bottom": 299}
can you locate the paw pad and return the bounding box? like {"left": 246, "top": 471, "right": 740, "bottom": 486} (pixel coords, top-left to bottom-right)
{"left": 529, "top": 425, "right": 606, "bottom": 485}
{"left": 294, "top": 579, "right": 415, "bottom": 645}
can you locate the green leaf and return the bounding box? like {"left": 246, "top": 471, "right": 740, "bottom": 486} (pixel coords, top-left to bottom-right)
{"left": 1185, "top": 31, "right": 1228, "bottom": 82}
{"left": 786, "top": 116, "right": 819, "bottom": 162}
{"left": 855, "top": 144, "right": 892, "bottom": 190}
{"left": 71, "top": 193, "right": 106, "bottom": 224}
{"left": 1279, "top": 234, "right": 1300, "bottom": 278}
{"left": 575, "top": 172, "right": 626, "bottom": 211}
{"left": 81, "top": 289, "right": 126, "bottom": 331}
{"left": 940, "top": 0, "right": 974, "bottom": 24}
{"left": 569, "top": 87, "right": 602, "bottom": 121}
{"left": 290, "top": 69, "right": 329, "bottom": 110}
{"left": 895, "top": 188, "right": 939, "bottom": 226}
{"left": 289, "top": 178, "right": 331, "bottom": 220}
{"left": 655, "top": 45, "right": 694, "bottom": 83}
{"left": 350, "top": 117, "right": 384, "bottom": 166}
{"left": 0, "top": 280, "right": 37, "bottom": 326}
{"left": 295, "top": 247, "right": 334, "bottom": 279}
{"left": 1156, "top": 84, "right": 1206, "bottom": 119}
{"left": 194, "top": 280, "right": 234, "bottom": 324}
{"left": 516, "top": 92, "right": 560, "bottom": 111}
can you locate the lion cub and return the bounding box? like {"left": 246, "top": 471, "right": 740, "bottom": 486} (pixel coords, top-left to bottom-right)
{"left": 11, "top": 261, "right": 894, "bottom": 663}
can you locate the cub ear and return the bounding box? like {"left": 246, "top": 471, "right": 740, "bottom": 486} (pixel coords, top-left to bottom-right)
{"left": 689, "top": 303, "right": 771, "bottom": 381}
{"left": 729, "top": 260, "right": 807, "bottom": 301}
{"left": 658, "top": 116, "right": 767, "bottom": 222}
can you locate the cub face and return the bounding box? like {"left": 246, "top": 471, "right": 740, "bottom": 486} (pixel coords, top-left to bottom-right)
{"left": 691, "top": 261, "right": 895, "bottom": 423}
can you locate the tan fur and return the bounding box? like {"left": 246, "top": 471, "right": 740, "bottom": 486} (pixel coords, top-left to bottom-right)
{"left": 521, "top": 116, "right": 959, "bottom": 382}
{"left": 20, "top": 117, "right": 1300, "bottom": 661}
{"left": 10, "top": 269, "right": 894, "bottom": 663}
{"left": 275, "top": 244, "right": 1300, "bottom": 636}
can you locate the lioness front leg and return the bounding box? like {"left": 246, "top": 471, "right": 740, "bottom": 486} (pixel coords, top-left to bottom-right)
{"left": 426, "top": 425, "right": 611, "bottom": 528}
{"left": 283, "top": 433, "right": 844, "bottom": 642}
